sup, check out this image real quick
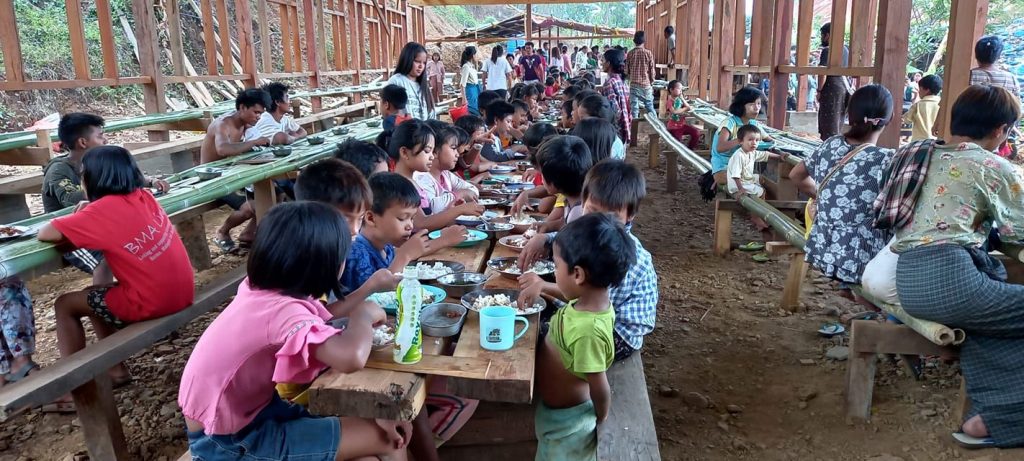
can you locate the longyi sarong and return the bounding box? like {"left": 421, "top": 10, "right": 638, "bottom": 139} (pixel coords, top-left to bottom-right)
{"left": 535, "top": 400, "right": 597, "bottom": 460}
{"left": 896, "top": 244, "right": 1024, "bottom": 447}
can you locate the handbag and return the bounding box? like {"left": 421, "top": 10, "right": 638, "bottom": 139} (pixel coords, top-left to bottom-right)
{"left": 806, "top": 143, "right": 873, "bottom": 227}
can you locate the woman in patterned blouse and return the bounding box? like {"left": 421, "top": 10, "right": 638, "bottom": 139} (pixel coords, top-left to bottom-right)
{"left": 789, "top": 85, "right": 894, "bottom": 292}
{"left": 600, "top": 48, "right": 632, "bottom": 145}
{"left": 887, "top": 85, "right": 1024, "bottom": 449}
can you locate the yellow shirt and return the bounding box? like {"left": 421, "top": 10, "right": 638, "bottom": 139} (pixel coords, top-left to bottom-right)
{"left": 902, "top": 95, "right": 941, "bottom": 141}
{"left": 554, "top": 194, "right": 566, "bottom": 208}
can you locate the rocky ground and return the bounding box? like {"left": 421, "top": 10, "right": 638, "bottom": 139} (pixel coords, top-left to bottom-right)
{"left": 1, "top": 127, "right": 1023, "bottom": 460}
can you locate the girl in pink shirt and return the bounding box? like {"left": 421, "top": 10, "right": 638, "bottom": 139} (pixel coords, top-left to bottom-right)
{"left": 178, "top": 202, "right": 410, "bottom": 460}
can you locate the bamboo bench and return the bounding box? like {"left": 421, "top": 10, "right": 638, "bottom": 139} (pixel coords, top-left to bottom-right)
{"left": 0, "top": 266, "right": 246, "bottom": 460}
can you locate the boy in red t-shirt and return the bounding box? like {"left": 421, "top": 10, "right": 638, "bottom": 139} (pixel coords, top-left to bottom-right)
{"left": 39, "top": 146, "right": 194, "bottom": 405}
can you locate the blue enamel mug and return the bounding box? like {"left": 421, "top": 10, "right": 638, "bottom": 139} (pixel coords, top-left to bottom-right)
{"left": 479, "top": 306, "right": 529, "bottom": 351}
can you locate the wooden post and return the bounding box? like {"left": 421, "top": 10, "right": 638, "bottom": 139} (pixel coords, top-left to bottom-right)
{"left": 71, "top": 375, "right": 131, "bottom": 460}
{"left": 780, "top": 253, "right": 807, "bottom": 311}
{"left": 131, "top": 0, "right": 169, "bottom": 142}
{"left": 828, "top": 0, "right": 848, "bottom": 68}
{"left": 66, "top": 0, "right": 91, "bottom": 80}
{"left": 768, "top": 0, "right": 793, "bottom": 129}
{"left": 849, "top": 0, "right": 878, "bottom": 83}
{"left": 936, "top": 0, "right": 989, "bottom": 140}
{"left": 845, "top": 324, "right": 879, "bottom": 422}
{"left": 176, "top": 214, "right": 213, "bottom": 271}
{"left": 235, "top": 0, "right": 259, "bottom": 89}
{"left": 199, "top": 0, "right": 219, "bottom": 73}
{"left": 735, "top": 0, "right": 747, "bottom": 65}
{"left": 165, "top": 0, "right": 184, "bottom": 76}
{"left": 302, "top": 0, "right": 322, "bottom": 112}
{"left": 712, "top": 0, "right": 737, "bottom": 106}
{"left": 525, "top": 4, "right": 532, "bottom": 44}
{"left": 666, "top": 149, "right": 679, "bottom": 193}
{"left": 713, "top": 200, "right": 733, "bottom": 256}
{"left": 252, "top": 179, "right": 277, "bottom": 221}
{"left": 648, "top": 133, "right": 659, "bottom": 168}
{"left": 872, "top": 0, "right": 912, "bottom": 148}
{"left": 795, "top": 0, "right": 813, "bottom": 111}
{"left": 0, "top": 0, "right": 25, "bottom": 84}
{"left": 257, "top": 0, "right": 273, "bottom": 73}
{"left": 690, "top": 0, "right": 708, "bottom": 98}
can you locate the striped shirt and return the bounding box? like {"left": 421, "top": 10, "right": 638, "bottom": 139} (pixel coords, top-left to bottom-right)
{"left": 601, "top": 73, "right": 632, "bottom": 143}
{"left": 970, "top": 67, "right": 1021, "bottom": 97}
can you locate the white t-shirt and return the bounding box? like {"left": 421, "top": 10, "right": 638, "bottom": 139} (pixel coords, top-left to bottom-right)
{"left": 483, "top": 58, "right": 513, "bottom": 91}
{"left": 460, "top": 62, "right": 479, "bottom": 87}
{"left": 387, "top": 73, "right": 435, "bottom": 120}
{"left": 726, "top": 149, "right": 769, "bottom": 196}
{"left": 412, "top": 171, "right": 479, "bottom": 213}
{"left": 244, "top": 112, "right": 300, "bottom": 142}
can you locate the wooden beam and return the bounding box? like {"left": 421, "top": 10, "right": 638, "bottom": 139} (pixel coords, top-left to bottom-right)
{"left": 0, "top": 76, "right": 152, "bottom": 91}
{"left": 65, "top": 0, "right": 91, "bottom": 80}
{"left": 0, "top": 0, "right": 25, "bottom": 83}
{"left": 96, "top": 0, "right": 119, "bottom": 78}
{"left": 849, "top": 0, "right": 877, "bottom": 70}
{"left": 828, "top": 0, "right": 848, "bottom": 68}
{"left": 130, "top": 0, "right": 170, "bottom": 141}
{"left": 873, "top": 0, "right": 911, "bottom": 148}
{"left": 257, "top": 0, "right": 273, "bottom": 73}
{"left": 713, "top": 0, "right": 737, "bottom": 106}
{"left": 758, "top": 0, "right": 776, "bottom": 66}
{"left": 777, "top": 65, "right": 876, "bottom": 77}
{"left": 165, "top": 0, "right": 185, "bottom": 76}
{"left": 291, "top": 4, "right": 303, "bottom": 72}
{"left": 525, "top": 3, "right": 532, "bottom": 42}
{"left": 235, "top": 0, "right": 260, "bottom": 88}
{"left": 215, "top": 0, "right": 232, "bottom": 78}
{"left": 303, "top": 0, "right": 322, "bottom": 112}
{"left": 280, "top": 3, "right": 293, "bottom": 71}
{"left": 199, "top": 0, "right": 219, "bottom": 73}
{"left": 735, "top": 0, "right": 747, "bottom": 65}
{"left": 768, "top": 0, "right": 793, "bottom": 129}
{"left": 936, "top": 0, "right": 990, "bottom": 140}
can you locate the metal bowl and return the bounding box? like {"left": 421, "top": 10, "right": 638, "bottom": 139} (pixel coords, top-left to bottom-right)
{"left": 365, "top": 119, "right": 382, "bottom": 128}
{"left": 487, "top": 257, "right": 554, "bottom": 280}
{"left": 194, "top": 167, "right": 223, "bottom": 181}
{"left": 435, "top": 271, "right": 488, "bottom": 298}
{"left": 492, "top": 215, "right": 541, "bottom": 234}
{"left": 406, "top": 260, "right": 465, "bottom": 282}
{"left": 332, "top": 126, "right": 350, "bottom": 136}
{"left": 420, "top": 303, "right": 467, "bottom": 338}
{"left": 455, "top": 210, "right": 498, "bottom": 227}
{"left": 307, "top": 135, "right": 325, "bottom": 145}
{"left": 497, "top": 234, "right": 530, "bottom": 253}
{"left": 271, "top": 146, "right": 293, "bottom": 157}
{"left": 476, "top": 197, "right": 508, "bottom": 208}
{"left": 515, "top": 161, "right": 533, "bottom": 172}
{"left": 460, "top": 289, "right": 546, "bottom": 315}
{"left": 489, "top": 165, "right": 517, "bottom": 175}
{"left": 476, "top": 222, "right": 513, "bottom": 240}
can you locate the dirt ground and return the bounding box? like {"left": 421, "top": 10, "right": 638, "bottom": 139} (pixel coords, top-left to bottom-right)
{"left": 2, "top": 128, "right": 1024, "bottom": 461}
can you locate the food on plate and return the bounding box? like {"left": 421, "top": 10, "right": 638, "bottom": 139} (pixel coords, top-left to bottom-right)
{"left": 501, "top": 260, "right": 554, "bottom": 276}
{"left": 408, "top": 262, "right": 454, "bottom": 279}
{"left": 0, "top": 226, "right": 22, "bottom": 237}
{"left": 505, "top": 236, "right": 528, "bottom": 249}
{"left": 508, "top": 214, "right": 538, "bottom": 225}
{"left": 372, "top": 324, "right": 395, "bottom": 346}
{"left": 472, "top": 293, "right": 513, "bottom": 310}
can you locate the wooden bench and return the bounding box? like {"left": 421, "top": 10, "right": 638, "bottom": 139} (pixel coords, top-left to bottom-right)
{"left": 599, "top": 352, "right": 661, "bottom": 461}
{"left": 0, "top": 266, "right": 245, "bottom": 460}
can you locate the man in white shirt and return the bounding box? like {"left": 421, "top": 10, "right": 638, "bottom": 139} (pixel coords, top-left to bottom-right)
{"left": 244, "top": 82, "right": 307, "bottom": 144}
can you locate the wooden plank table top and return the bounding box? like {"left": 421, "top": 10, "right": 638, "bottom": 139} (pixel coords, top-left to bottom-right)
{"left": 308, "top": 230, "right": 540, "bottom": 419}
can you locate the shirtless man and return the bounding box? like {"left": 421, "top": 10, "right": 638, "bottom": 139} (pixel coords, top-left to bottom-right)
{"left": 201, "top": 88, "right": 271, "bottom": 252}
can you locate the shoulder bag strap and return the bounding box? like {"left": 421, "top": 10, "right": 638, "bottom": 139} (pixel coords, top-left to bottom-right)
{"left": 818, "top": 143, "right": 872, "bottom": 192}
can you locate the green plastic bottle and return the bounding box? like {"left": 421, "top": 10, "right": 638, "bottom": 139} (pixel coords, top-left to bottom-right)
{"left": 393, "top": 268, "right": 423, "bottom": 364}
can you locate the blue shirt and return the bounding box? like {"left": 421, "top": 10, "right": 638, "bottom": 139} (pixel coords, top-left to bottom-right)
{"left": 340, "top": 234, "right": 394, "bottom": 295}
{"left": 609, "top": 233, "right": 658, "bottom": 350}
{"left": 383, "top": 114, "right": 397, "bottom": 131}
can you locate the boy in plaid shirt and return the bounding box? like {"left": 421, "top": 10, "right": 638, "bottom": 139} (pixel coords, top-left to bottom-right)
{"left": 519, "top": 160, "right": 658, "bottom": 360}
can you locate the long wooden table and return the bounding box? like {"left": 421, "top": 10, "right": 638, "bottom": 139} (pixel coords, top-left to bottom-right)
{"left": 308, "top": 233, "right": 539, "bottom": 420}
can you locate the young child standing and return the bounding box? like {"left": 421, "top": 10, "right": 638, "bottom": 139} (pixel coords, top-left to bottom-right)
{"left": 179, "top": 202, "right": 411, "bottom": 461}
{"left": 415, "top": 123, "right": 480, "bottom": 213}
{"left": 518, "top": 160, "right": 658, "bottom": 361}
{"left": 902, "top": 74, "right": 942, "bottom": 141}
{"left": 427, "top": 52, "right": 445, "bottom": 104}
{"left": 535, "top": 213, "right": 636, "bottom": 461}
{"left": 381, "top": 84, "right": 411, "bottom": 131}
{"left": 726, "top": 125, "right": 788, "bottom": 240}
{"left": 665, "top": 80, "right": 700, "bottom": 149}
{"left": 39, "top": 146, "right": 195, "bottom": 404}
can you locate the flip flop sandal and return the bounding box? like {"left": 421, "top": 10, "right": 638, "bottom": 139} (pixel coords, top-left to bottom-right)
{"left": 751, "top": 253, "right": 771, "bottom": 263}
{"left": 817, "top": 323, "right": 846, "bottom": 337}
{"left": 237, "top": 240, "right": 254, "bottom": 249}
{"left": 4, "top": 360, "right": 39, "bottom": 383}
{"left": 40, "top": 401, "right": 76, "bottom": 414}
{"left": 213, "top": 237, "right": 237, "bottom": 253}
{"left": 952, "top": 431, "right": 996, "bottom": 449}
{"left": 739, "top": 242, "right": 765, "bottom": 252}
